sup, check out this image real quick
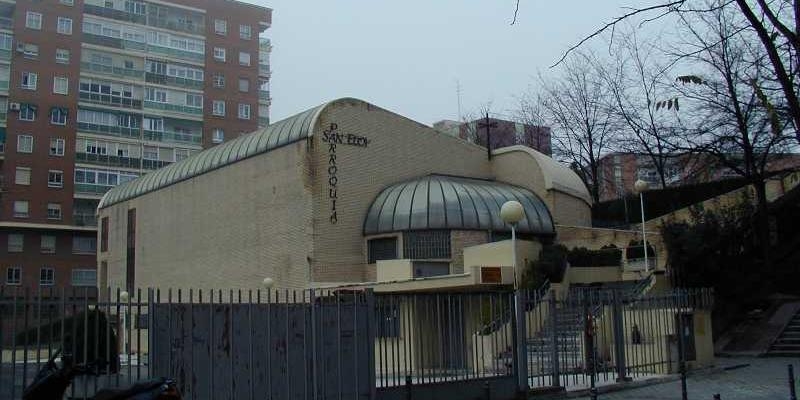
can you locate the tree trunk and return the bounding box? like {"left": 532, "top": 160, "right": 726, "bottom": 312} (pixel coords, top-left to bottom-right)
{"left": 753, "top": 178, "right": 771, "bottom": 271}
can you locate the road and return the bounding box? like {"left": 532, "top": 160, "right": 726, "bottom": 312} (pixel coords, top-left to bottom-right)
{"left": 575, "top": 357, "right": 800, "bottom": 400}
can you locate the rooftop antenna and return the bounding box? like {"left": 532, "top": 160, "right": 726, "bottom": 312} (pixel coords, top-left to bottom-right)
{"left": 456, "top": 80, "right": 463, "bottom": 120}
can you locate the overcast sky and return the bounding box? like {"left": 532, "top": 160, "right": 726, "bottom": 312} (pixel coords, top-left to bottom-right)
{"left": 250, "top": 1, "right": 657, "bottom": 125}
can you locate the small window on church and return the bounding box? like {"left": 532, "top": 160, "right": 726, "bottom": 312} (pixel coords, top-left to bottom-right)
{"left": 367, "top": 237, "right": 397, "bottom": 264}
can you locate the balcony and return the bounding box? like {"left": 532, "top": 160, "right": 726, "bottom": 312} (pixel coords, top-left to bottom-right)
{"left": 146, "top": 44, "right": 204, "bottom": 63}
{"left": 143, "top": 100, "right": 202, "bottom": 116}
{"left": 0, "top": 110, "right": 6, "bottom": 122}
{"left": 79, "top": 91, "right": 143, "bottom": 110}
{"left": 78, "top": 121, "right": 140, "bottom": 139}
{"left": 258, "top": 116, "right": 269, "bottom": 127}
{"left": 259, "top": 64, "right": 271, "bottom": 77}
{"left": 0, "top": 16, "right": 11, "bottom": 30}
{"left": 143, "top": 129, "right": 201, "bottom": 145}
{"left": 259, "top": 90, "right": 271, "bottom": 102}
{"left": 83, "top": 33, "right": 147, "bottom": 53}
{"left": 83, "top": 4, "right": 146, "bottom": 25}
{"left": 75, "top": 152, "right": 172, "bottom": 170}
{"left": 0, "top": 48, "right": 9, "bottom": 61}
{"left": 147, "top": 15, "right": 204, "bottom": 36}
{"left": 0, "top": 80, "right": 8, "bottom": 92}
{"left": 145, "top": 72, "right": 203, "bottom": 90}
{"left": 75, "top": 183, "right": 114, "bottom": 196}
{"left": 73, "top": 213, "right": 98, "bottom": 227}
{"left": 81, "top": 62, "right": 145, "bottom": 80}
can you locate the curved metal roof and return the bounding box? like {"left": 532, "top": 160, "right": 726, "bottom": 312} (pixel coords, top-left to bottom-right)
{"left": 363, "top": 175, "right": 555, "bottom": 236}
{"left": 98, "top": 103, "right": 326, "bottom": 209}
{"left": 494, "top": 146, "right": 592, "bottom": 204}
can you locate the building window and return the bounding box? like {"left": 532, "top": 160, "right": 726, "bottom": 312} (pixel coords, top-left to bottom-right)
{"left": 50, "top": 107, "right": 68, "bottom": 125}
{"left": 214, "top": 19, "right": 227, "bottom": 35}
{"left": 143, "top": 146, "right": 158, "bottom": 160}
{"left": 238, "top": 104, "right": 251, "bottom": 120}
{"left": 41, "top": 235, "right": 56, "bottom": 254}
{"left": 126, "top": 209, "right": 136, "bottom": 291}
{"left": 368, "top": 237, "right": 398, "bottom": 263}
{"left": 72, "top": 269, "right": 97, "bottom": 287}
{"left": 26, "top": 12, "right": 42, "bottom": 30}
{"left": 13, "top": 201, "right": 30, "bottom": 218}
{"left": 20, "top": 104, "right": 37, "bottom": 121}
{"left": 40, "top": 268, "right": 55, "bottom": 286}
{"left": 22, "top": 72, "right": 38, "bottom": 90}
{"left": 8, "top": 234, "right": 23, "bottom": 252}
{"left": 175, "top": 148, "right": 190, "bottom": 162}
{"left": 50, "top": 138, "right": 66, "bottom": 156}
{"left": 411, "top": 261, "right": 450, "bottom": 278}
{"left": 239, "top": 24, "right": 252, "bottom": 40}
{"left": 6, "top": 267, "right": 21, "bottom": 285}
{"left": 101, "top": 217, "right": 109, "bottom": 252}
{"left": 20, "top": 43, "right": 38, "bottom": 59}
{"left": 185, "top": 93, "right": 203, "bottom": 109}
{"left": 213, "top": 47, "right": 226, "bottom": 62}
{"left": 212, "top": 128, "right": 224, "bottom": 143}
{"left": 56, "top": 49, "right": 70, "bottom": 64}
{"left": 57, "top": 17, "right": 73, "bottom": 35}
{"left": 239, "top": 52, "right": 251, "bottom": 66}
{"left": 145, "top": 87, "right": 168, "bottom": 103}
{"left": 60, "top": 0, "right": 75, "bottom": 5}
{"left": 212, "top": 100, "right": 225, "bottom": 116}
{"left": 17, "top": 135, "right": 34, "bottom": 153}
{"left": 53, "top": 77, "right": 69, "bottom": 95}
{"left": 48, "top": 170, "right": 64, "bottom": 188}
{"left": 72, "top": 236, "right": 97, "bottom": 254}
{"left": 15, "top": 167, "right": 31, "bottom": 185}
{"left": 125, "top": 1, "right": 146, "bottom": 15}
{"left": 403, "top": 230, "right": 451, "bottom": 260}
{"left": 213, "top": 73, "right": 225, "bottom": 88}
{"left": 48, "top": 203, "right": 62, "bottom": 220}
{"left": 238, "top": 78, "right": 250, "bottom": 92}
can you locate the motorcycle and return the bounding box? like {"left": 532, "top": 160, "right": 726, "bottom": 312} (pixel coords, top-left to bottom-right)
{"left": 22, "top": 350, "right": 181, "bottom": 400}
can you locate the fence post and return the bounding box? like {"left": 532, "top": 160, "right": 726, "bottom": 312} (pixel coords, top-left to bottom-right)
{"left": 365, "top": 289, "right": 377, "bottom": 400}
{"left": 514, "top": 290, "right": 529, "bottom": 394}
{"left": 611, "top": 289, "right": 628, "bottom": 382}
{"left": 789, "top": 364, "right": 797, "bottom": 400}
{"left": 548, "top": 293, "right": 560, "bottom": 387}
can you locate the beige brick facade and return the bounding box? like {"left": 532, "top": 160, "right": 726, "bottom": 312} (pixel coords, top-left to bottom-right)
{"left": 98, "top": 98, "right": 594, "bottom": 291}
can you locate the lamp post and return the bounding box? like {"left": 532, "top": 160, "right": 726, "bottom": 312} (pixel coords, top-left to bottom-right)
{"left": 120, "top": 290, "right": 129, "bottom": 355}
{"left": 262, "top": 277, "right": 275, "bottom": 289}
{"left": 633, "top": 180, "right": 649, "bottom": 272}
{"left": 500, "top": 200, "right": 527, "bottom": 393}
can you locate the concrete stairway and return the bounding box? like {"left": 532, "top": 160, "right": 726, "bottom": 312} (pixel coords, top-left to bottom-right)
{"left": 769, "top": 310, "right": 800, "bottom": 356}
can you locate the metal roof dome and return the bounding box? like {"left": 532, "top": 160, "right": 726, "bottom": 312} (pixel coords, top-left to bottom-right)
{"left": 363, "top": 175, "right": 555, "bottom": 236}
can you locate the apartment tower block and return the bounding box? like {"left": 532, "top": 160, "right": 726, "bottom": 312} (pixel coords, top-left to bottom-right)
{"left": 0, "top": 0, "right": 272, "bottom": 291}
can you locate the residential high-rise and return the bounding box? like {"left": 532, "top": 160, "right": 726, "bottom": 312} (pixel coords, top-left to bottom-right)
{"left": 0, "top": 0, "right": 272, "bottom": 292}
{"left": 433, "top": 118, "right": 552, "bottom": 156}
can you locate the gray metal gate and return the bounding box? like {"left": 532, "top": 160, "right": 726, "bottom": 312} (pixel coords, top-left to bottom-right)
{"left": 149, "top": 290, "right": 375, "bottom": 400}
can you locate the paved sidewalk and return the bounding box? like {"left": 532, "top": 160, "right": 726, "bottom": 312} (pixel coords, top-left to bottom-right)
{"left": 574, "top": 357, "right": 800, "bottom": 399}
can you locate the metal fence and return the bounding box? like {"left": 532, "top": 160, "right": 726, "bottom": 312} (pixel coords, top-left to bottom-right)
{"left": 0, "top": 285, "right": 713, "bottom": 400}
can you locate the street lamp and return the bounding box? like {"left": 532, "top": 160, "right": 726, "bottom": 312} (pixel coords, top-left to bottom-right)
{"left": 119, "top": 290, "right": 129, "bottom": 355}
{"left": 633, "top": 180, "right": 650, "bottom": 272}
{"left": 500, "top": 200, "right": 527, "bottom": 393}
{"left": 262, "top": 277, "right": 275, "bottom": 289}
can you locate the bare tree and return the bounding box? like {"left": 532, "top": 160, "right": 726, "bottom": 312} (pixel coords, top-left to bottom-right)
{"left": 517, "top": 0, "right": 800, "bottom": 143}
{"left": 599, "top": 29, "right": 684, "bottom": 189}
{"left": 669, "top": 1, "right": 796, "bottom": 265}
{"left": 536, "top": 51, "right": 619, "bottom": 203}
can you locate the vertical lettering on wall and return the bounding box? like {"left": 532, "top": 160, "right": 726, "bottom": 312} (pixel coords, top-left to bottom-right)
{"left": 320, "top": 123, "right": 371, "bottom": 225}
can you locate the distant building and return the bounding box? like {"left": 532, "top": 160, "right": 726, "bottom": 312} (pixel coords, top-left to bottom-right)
{"left": 433, "top": 118, "right": 552, "bottom": 156}
{"left": 598, "top": 152, "right": 800, "bottom": 201}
